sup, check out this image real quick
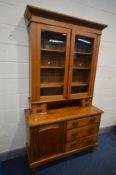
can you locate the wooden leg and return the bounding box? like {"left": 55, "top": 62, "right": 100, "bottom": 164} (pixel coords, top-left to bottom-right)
{"left": 90, "top": 146, "right": 96, "bottom": 153}
{"left": 31, "top": 168, "right": 36, "bottom": 174}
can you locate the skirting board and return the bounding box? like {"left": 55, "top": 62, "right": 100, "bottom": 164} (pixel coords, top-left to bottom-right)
{"left": 0, "top": 125, "right": 116, "bottom": 162}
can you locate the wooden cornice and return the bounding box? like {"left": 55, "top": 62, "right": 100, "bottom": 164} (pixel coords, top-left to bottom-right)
{"left": 24, "top": 5, "right": 107, "bottom": 30}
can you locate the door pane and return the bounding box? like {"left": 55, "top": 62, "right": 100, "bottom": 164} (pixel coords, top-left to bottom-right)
{"left": 71, "top": 35, "right": 94, "bottom": 94}
{"left": 40, "top": 30, "right": 67, "bottom": 96}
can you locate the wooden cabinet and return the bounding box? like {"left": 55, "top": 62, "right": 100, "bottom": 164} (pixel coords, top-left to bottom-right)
{"left": 24, "top": 5, "right": 107, "bottom": 171}
{"left": 25, "top": 107, "right": 103, "bottom": 169}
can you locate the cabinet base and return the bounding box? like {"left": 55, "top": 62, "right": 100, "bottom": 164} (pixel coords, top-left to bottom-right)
{"left": 28, "top": 144, "right": 97, "bottom": 170}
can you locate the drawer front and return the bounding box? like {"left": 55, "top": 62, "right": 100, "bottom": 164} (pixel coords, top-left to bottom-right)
{"left": 67, "top": 115, "right": 100, "bottom": 130}
{"left": 66, "top": 135, "right": 97, "bottom": 152}
{"left": 66, "top": 124, "right": 98, "bottom": 142}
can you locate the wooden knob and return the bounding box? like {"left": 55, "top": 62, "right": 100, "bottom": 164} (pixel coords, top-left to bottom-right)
{"left": 72, "top": 133, "right": 78, "bottom": 140}
{"left": 72, "top": 121, "right": 78, "bottom": 128}
{"left": 88, "top": 128, "right": 94, "bottom": 134}
{"left": 90, "top": 118, "right": 96, "bottom": 123}
{"left": 71, "top": 143, "right": 77, "bottom": 149}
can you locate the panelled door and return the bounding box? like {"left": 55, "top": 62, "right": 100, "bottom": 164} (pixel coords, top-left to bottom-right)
{"left": 31, "top": 123, "right": 65, "bottom": 161}
{"left": 38, "top": 24, "right": 71, "bottom": 102}
{"left": 68, "top": 30, "right": 97, "bottom": 99}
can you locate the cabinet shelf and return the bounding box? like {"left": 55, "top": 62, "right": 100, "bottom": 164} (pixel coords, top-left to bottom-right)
{"left": 40, "top": 66, "right": 65, "bottom": 69}
{"left": 41, "top": 48, "right": 65, "bottom": 53}
{"left": 73, "top": 67, "right": 90, "bottom": 70}
{"left": 74, "top": 51, "right": 92, "bottom": 55}
{"left": 72, "top": 82, "right": 88, "bottom": 87}
{"left": 40, "top": 82, "right": 64, "bottom": 88}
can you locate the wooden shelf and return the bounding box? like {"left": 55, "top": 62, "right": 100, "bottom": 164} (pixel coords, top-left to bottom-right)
{"left": 40, "top": 66, "right": 65, "bottom": 69}
{"left": 72, "top": 82, "right": 88, "bottom": 87}
{"left": 40, "top": 82, "right": 64, "bottom": 88}
{"left": 41, "top": 48, "right": 65, "bottom": 53}
{"left": 74, "top": 51, "right": 92, "bottom": 55}
{"left": 73, "top": 67, "right": 90, "bottom": 70}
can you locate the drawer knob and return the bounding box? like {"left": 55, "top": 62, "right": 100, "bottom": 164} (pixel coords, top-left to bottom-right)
{"left": 86, "top": 139, "right": 93, "bottom": 145}
{"left": 72, "top": 121, "right": 78, "bottom": 128}
{"left": 72, "top": 133, "right": 78, "bottom": 140}
{"left": 70, "top": 143, "right": 77, "bottom": 149}
{"left": 37, "top": 109, "right": 42, "bottom": 112}
{"left": 90, "top": 118, "right": 96, "bottom": 123}
{"left": 88, "top": 128, "right": 94, "bottom": 134}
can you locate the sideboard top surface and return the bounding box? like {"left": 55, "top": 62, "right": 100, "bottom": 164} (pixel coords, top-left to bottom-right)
{"left": 25, "top": 105, "right": 103, "bottom": 127}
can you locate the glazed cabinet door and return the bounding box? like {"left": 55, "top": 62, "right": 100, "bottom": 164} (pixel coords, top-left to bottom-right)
{"left": 37, "top": 24, "right": 71, "bottom": 102}
{"left": 68, "top": 30, "right": 98, "bottom": 99}
{"left": 31, "top": 123, "right": 65, "bottom": 161}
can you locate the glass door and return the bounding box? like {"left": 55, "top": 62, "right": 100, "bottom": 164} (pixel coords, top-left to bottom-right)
{"left": 38, "top": 24, "right": 70, "bottom": 101}
{"left": 68, "top": 30, "right": 97, "bottom": 98}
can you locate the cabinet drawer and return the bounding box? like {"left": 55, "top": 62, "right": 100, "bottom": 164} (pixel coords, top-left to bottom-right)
{"left": 66, "top": 135, "right": 97, "bottom": 152}
{"left": 67, "top": 115, "right": 100, "bottom": 130}
{"left": 66, "top": 124, "right": 98, "bottom": 142}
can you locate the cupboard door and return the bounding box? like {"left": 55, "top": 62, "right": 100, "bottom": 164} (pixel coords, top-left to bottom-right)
{"left": 32, "top": 123, "right": 65, "bottom": 161}
{"left": 68, "top": 30, "right": 97, "bottom": 98}
{"left": 37, "top": 24, "right": 70, "bottom": 102}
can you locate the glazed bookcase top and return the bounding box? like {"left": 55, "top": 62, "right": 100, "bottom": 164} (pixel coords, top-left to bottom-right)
{"left": 24, "top": 5, "right": 107, "bottom": 30}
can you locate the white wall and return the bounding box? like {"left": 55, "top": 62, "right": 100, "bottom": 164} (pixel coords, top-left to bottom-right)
{"left": 0, "top": 0, "right": 116, "bottom": 154}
